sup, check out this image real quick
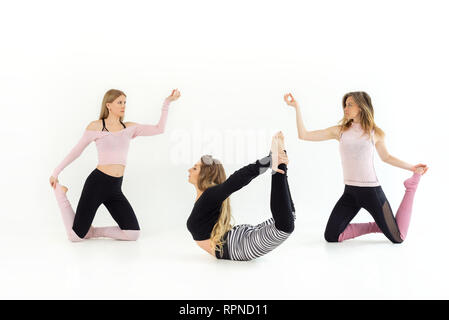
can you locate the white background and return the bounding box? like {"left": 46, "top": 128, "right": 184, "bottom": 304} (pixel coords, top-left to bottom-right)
{"left": 1, "top": 0, "right": 448, "bottom": 299}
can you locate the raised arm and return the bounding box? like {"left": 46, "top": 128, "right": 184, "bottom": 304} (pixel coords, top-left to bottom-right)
{"left": 284, "top": 93, "right": 340, "bottom": 141}
{"left": 128, "top": 99, "right": 170, "bottom": 138}
{"left": 374, "top": 132, "right": 428, "bottom": 173}
{"left": 128, "top": 89, "right": 181, "bottom": 138}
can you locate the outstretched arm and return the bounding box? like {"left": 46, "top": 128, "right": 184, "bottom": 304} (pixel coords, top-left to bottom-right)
{"left": 51, "top": 126, "right": 98, "bottom": 178}
{"left": 375, "top": 133, "right": 428, "bottom": 173}
{"left": 284, "top": 93, "right": 340, "bottom": 141}
{"left": 205, "top": 154, "right": 272, "bottom": 204}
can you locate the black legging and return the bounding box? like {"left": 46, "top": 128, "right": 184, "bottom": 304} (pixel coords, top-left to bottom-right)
{"left": 271, "top": 162, "right": 296, "bottom": 233}
{"left": 218, "top": 161, "right": 296, "bottom": 260}
{"left": 324, "top": 185, "right": 402, "bottom": 243}
{"left": 73, "top": 169, "right": 140, "bottom": 238}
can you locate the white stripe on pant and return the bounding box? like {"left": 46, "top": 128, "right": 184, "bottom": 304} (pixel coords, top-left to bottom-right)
{"left": 225, "top": 212, "right": 296, "bottom": 261}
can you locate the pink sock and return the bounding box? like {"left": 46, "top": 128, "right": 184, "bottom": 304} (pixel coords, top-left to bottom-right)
{"left": 90, "top": 227, "right": 140, "bottom": 241}
{"left": 338, "top": 172, "right": 422, "bottom": 242}
{"left": 396, "top": 172, "right": 421, "bottom": 240}
{"left": 53, "top": 183, "right": 83, "bottom": 242}
{"left": 338, "top": 222, "right": 381, "bottom": 242}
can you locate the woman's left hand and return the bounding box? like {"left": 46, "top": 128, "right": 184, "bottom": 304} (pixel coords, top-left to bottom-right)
{"left": 166, "top": 89, "right": 181, "bottom": 102}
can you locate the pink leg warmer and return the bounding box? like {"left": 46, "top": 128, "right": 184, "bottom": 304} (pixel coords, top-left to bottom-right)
{"left": 53, "top": 183, "right": 84, "bottom": 242}
{"left": 90, "top": 227, "right": 140, "bottom": 241}
{"left": 338, "top": 222, "right": 381, "bottom": 242}
{"left": 396, "top": 172, "right": 421, "bottom": 240}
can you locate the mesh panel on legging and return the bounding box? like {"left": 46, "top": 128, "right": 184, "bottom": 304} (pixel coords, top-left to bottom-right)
{"left": 379, "top": 200, "right": 403, "bottom": 243}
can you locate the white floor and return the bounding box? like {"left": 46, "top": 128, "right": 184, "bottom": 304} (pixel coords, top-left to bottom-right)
{"left": 3, "top": 0, "right": 449, "bottom": 301}
{"left": 2, "top": 221, "right": 448, "bottom": 300}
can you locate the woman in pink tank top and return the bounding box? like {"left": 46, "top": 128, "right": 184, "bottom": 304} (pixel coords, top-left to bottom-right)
{"left": 284, "top": 91, "right": 428, "bottom": 243}
{"left": 49, "top": 88, "right": 180, "bottom": 242}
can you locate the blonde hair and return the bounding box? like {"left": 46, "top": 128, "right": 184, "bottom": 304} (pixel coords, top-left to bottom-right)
{"left": 339, "top": 91, "right": 385, "bottom": 138}
{"left": 99, "top": 89, "right": 127, "bottom": 121}
{"left": 197, "top": 155, "right": 233, "bottom": 257}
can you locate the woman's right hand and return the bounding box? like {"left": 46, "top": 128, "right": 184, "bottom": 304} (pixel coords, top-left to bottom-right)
{"left": 166, "top": 89, "right": 181, "bottom": 102}
{"left": 284, "top": 93, "right": 299, "bottom": 108}
{"left": 49, "top": 176, "right": 58, "bottom": 189}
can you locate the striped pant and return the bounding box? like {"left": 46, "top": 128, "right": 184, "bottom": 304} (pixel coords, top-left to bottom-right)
{"left": 223, "top": 212, "right": 296, "bottom": 261}
{"left": 218, "top": 163, "right": 296, "bottom": 261}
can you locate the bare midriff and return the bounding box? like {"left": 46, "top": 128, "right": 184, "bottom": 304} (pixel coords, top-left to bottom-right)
{"left": 96, "top": 164, "right": 126, "bottom": 177}
{"left": 195, "top": 239, "right": 216, "bottom": 257}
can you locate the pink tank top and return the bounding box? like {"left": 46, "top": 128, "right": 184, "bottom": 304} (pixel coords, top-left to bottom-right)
{"left": 339, "top": 122, "right": 380, "bottom": 187}
{"left": 52, "top": 100, "right": 170, "bottom": 178}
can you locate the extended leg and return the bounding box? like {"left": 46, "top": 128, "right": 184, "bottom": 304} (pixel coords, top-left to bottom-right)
{"left": 395, "top": 172, "right": 422, "bottom": 240}
{"left": 270, "top": 163, "right": 296, "bottom": 233}
{"left": 54, "top": 183, "right": 98, "bottom": 242}
{"left": 269, "top": 132, "right": 296, "bottom": 232}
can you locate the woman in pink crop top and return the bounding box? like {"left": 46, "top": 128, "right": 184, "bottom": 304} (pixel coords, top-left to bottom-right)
{"left": 49, "top": 88, "right": 180, "bottom": 242}
{"left": 284, "top": 91, "right": 428, "bottom": 243}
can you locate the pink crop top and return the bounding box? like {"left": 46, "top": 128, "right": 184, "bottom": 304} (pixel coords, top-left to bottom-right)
{"left": 52, "top": 100, "right": 171, "bottom": 178}
{"left": 339, "top": 122, "right": 380, "bottom": 187}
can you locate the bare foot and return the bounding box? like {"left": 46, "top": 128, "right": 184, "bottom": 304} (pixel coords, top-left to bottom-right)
{"left": 271, "top": 132, "right": 285, "bottom": 174}
{"left": 275, "top": 131, "right": 288, "bottom": 164}
{"left": 276, "top": 131, "right": 286, "bottom": 155}
{"left": 270, "top": 132, "right": 280, "bottom": 155}
{"left": 277, "top": 132, "right": 289, "bottom": 166}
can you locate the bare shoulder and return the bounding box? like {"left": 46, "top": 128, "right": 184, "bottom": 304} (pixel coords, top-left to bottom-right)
{"left": 86, "top": 120, "right": 102, "bottom": 131}
{"left": 124, "top": 121, "right": 139, "bottom": 127}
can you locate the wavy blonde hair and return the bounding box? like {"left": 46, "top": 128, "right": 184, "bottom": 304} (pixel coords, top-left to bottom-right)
{"left": 99, "top": 89, "right": 127, "bottom": 121}
{"left": 339, "top": 91, "right": 384, "bottom": 138}
{"left": 197, "top": 155, "right": 233, "bottom": 257}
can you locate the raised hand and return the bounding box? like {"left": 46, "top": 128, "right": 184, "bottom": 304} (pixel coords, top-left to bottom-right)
{"left": 283, "top": 93, "right": 298, "bottom": 108}
{"left": 270, "top": 131, "right": 288, "bottom": 174}
{"left": 166, "top": 89, "right": 181, "bottom": 102}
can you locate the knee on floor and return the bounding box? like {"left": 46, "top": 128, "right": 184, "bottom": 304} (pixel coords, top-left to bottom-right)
{"left": 324, "top": 230, "right": 340, "bottom": 243}
{"left": 68, "top": 230, "right": 83, "bottom": 242}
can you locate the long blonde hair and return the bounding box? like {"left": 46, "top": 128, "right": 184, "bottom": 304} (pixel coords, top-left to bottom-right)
{"left": 197, "top": 155, "right": 233, "bottom": 257}
{"left": 99, "top": 89, "right": 127, "bottom": 121}
{"left": 339, "top": 91, "right": 384, "bottom": 138}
